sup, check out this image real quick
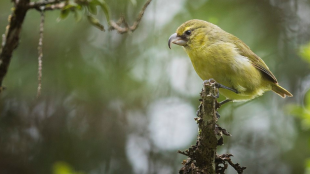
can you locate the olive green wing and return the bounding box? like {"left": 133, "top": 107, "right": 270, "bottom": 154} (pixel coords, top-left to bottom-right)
{"left": 232, "top": 38, "right": 278, "bottom": 83}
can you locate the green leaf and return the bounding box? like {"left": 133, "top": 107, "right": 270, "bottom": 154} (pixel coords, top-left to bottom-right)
{"left": 62, "top": 4, "right": 76, "bottom": 11}
{"left": 53, "top": 161, "right": 74, "bottom": 174}
{"left": 299, "top": 42, "right": 310, "bottom": 64}
{"left": 73, "top": 9, "right": 82, "bottom": 22}
{"left": 306, "top": 90, "right": 310, "bottom": 111}
{"left": 75, "top": 4, "right": 82, "bottom": 10}
{"left": 60, "top": 9, "right": 70, "bottom": 19}
{"left": 305, "top": 158, "right": 310, "bottom": 174}
{"left": 88, "top": 1, "right": 97, "bottom": 15}
{"left": 53, "top": 161, "right": 85, "bottom": 174}
{"left": 98, "top": 0, "right": 110, "bottom": 24}
{"left": 288, "top": 105, "right": 305, "bottom": 118}
{"left": 87, "top": 15, "right": 105, "bottom": 31}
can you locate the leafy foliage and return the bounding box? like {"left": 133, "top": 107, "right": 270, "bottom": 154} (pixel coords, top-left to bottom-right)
{"left": 53, "top": 161, "right": 85, "bottom": 174}
{"left": 289, "top": 42, "right": 310, "bottom": 130}
{"left": 299, "top": 42, "right": 310, "bottom": 64}
{"left": 289, "top": 90, "right": 310, "bottom": 130}
{"left": 59, "top": 0, "right": 110, "bottom": 30}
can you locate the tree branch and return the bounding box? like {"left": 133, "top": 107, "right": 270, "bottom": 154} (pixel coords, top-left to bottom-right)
{"left": 179, "top": 80, "right": 218, "bottom": 174}
{"left": 179, "top": 79, "right": 246, "bottom": 174}
{"left": 28, "top": 0, "right": 65, "bottom": 9}
{"left": 0, "top": 0, "right": 30, "bottom": 88}
{"left": 109, "top": 0, "right": 152, "bottom": 34}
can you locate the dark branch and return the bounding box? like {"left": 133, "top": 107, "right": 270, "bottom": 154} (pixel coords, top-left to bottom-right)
{"left": 0, "top": 0, "right": 30, "bottom": 88}
{"left": 216, "top": 154, "right": 246, "bottom": 174}
{"left": 109, "top": 0, "right": 152, "bottom": 34}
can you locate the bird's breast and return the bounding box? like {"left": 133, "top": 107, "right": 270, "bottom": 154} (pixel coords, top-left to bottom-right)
{"left": 184, "top": 42, "right": 269, "bottom": 100}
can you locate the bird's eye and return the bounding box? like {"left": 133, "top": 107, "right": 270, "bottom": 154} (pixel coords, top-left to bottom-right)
{"left": 185, "top": 30, "right": 191, "bottom": 35}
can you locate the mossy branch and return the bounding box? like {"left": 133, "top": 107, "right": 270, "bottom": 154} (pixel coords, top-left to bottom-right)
{"left": 178, "top": 80, "right": 246, "bottom": 174}
{"left": 0, "top": 0, "right": 30, "bottom": 89}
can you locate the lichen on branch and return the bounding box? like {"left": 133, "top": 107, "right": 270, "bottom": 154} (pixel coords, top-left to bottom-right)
{"left": 178, "top": 80, "right": 246, "bottom": 174}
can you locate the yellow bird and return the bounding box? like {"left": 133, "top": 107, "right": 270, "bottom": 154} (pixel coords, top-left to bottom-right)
{"left": 168, "top": 19, "right": 293, "bottom": 103}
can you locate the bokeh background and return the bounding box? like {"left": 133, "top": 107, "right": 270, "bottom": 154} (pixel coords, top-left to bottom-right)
{"left": 1, "top": 0, "right": 310, "bottom": 173}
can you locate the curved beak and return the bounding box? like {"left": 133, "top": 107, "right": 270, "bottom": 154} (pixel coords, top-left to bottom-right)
{"left": 168, "top": 33, "right": 187, "bottom": 49}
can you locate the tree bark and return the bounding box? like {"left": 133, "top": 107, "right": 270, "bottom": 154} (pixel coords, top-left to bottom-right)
{"left": 179, "top": 80, "right": 218, "bottom": 174}
{"left": 0, "top": 0, "right": 29, "bottom": 87}
{"left": 179, "top": 80, "right": 246, "bottom": 174}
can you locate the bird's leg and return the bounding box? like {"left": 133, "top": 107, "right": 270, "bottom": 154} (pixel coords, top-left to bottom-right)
{"left": 216, "top": 112, "right": 221, "bottom": 119}
{"left": 203, "top": 79, "right": 239, "bottom": 94}
{"left": 215, "top": 99, "right": 233, "bottom": 118}
{"left": 203, "top": 79, "right": 236, "bottom": 117}
{"left": 218, "top": 99, "right": 232, "bottom": 107}
{"left": 214, "top": 83, "right": 239, "bottom": 94}
{"left": 203, "top": 78, "right": 239, "bottom": 98}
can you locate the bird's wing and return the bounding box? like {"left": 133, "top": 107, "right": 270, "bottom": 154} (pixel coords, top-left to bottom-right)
{"left": 232, "top": 38, "right": 278, "bottom": 83}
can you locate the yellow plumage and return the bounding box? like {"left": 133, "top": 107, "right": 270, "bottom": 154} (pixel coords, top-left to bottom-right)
{"left": 168, "top": 19, "right": 293, "bottom": 101}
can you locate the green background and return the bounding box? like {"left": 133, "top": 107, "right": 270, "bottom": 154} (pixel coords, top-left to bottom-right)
{"left": 0, "top": 0, "right": 310, "bottom": 173}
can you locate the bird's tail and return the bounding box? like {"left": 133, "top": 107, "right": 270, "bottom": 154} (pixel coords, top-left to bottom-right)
{"left": 272, "top": 84, "right": 293, "bottom": 98}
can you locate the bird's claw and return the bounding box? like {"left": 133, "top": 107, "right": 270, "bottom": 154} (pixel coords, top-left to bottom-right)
{"left": 203, "top": 78, "right": 216, "bottom": 85}
{"left": 204, "top": 78, "right": 239, "bottom": 95}
{"left": 217, "top": 99, "right": 233, "bottom": 109}
{"left": 211, "top": 92, "right": 220, "bottom": 99}
{"left": 216, "top": 111, "right": 221, "bottom": 119}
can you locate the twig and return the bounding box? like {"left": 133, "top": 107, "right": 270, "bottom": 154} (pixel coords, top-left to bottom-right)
{"left": 216, "top": 154, "right": 246, "bottom": 174}
{"left": 37, "top": 11, "right": 44, "bottom": 98}
{"left": 28, "top": 0, "right": 65, "bottom": 9}
{"left": 178, "top": 150, "right": 189, "bottom": 156}
{"left": 109, "top": 0, "right": 152, "bottom": 34}
{"left": 39, "top": 2, "right": 65, "bottom": 11}
{"left": 129, "top": 0, "right": 151, "bottom": 31}
{"left": 0, "top": 0, "right": 30, "bottom": 89}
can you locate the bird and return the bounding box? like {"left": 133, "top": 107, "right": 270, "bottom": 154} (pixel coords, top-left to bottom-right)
{"left": 168, "top": 19, "right": 293, "bottom": 103}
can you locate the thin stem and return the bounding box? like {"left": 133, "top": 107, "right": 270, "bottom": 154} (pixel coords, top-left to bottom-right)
{"left": 110, "top": 0, "right": 152, "bottom": 34}
{"left": 37, "top": 11, "right": 44, "bottom": 98}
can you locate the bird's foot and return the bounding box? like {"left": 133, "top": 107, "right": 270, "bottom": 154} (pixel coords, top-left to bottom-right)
{"left": 203, "top": 79, "right": 220, "bottom": 98}
{"left": 203, "top": 78, "right": 238, "bottom": 100}
{"left": 204, "top": 78, "right": 238, "bottom": 94}
{"left": 217, "top": 99, "right": 233, "bottom": 109}
{"left": 216, "top": 111, "right": 221, "bottom": 119}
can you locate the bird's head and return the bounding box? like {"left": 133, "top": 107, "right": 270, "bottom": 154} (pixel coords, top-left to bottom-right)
{"left": 168, "top": 19, "right": 216, "bottom": 49}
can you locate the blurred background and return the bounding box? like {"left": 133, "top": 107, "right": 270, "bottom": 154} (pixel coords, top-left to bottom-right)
{"left": 0, "top": 0, "right": 310, "bottom": 173}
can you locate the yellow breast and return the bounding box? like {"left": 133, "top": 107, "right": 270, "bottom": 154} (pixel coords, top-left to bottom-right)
{"left": 184, "top": 42, "right": 271, "bottom": 101}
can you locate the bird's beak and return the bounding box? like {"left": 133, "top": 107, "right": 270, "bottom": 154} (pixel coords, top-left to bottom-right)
{"left": 168, "top": 33, "right": 187, "bottom": 49}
